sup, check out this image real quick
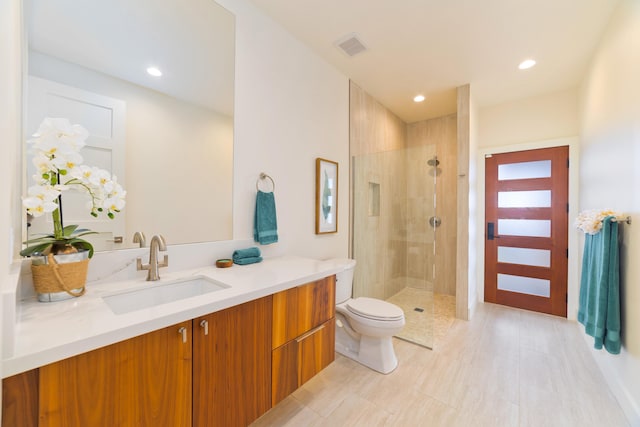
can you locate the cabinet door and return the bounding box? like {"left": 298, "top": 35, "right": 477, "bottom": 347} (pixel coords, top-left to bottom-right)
{"left": 2, "top": 370, "right": 39, "bottom": 427}
{"left": 271, "top": 339, "right": 298, "bottom": 406}
{"left": 298, "top": 319, "right": 335, "bottom": 386}
{"left": 38, "top": 321, "right": 192, "bottom": 427}
{"left": 272, "top": 276, "right": 336, "bottom": 349}
{"left": 193, "top": 296, "right": 272, "bottom": 427}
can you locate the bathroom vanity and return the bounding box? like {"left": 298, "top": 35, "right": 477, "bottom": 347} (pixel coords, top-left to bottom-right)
{"left": 1, "top": 256, "right": 342, "bottom": 427}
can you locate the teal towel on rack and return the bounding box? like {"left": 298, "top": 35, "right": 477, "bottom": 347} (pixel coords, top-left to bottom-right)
{"left": 232, "top": 247, "right": 262, "bottom": 265}
{"left": 578, "top": 216, "right": 621, "bottom": 355}
{"left": 254, "top": 190, "right": 278, "bottom": 245}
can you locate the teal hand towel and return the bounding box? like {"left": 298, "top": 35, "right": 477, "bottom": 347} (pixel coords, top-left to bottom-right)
{"left": 233, "top": 256, "right": 263, "bottom": 265}
{"left": 232, "top": 247, "right": 261, "bottom": 260}
{"left": 578, "top": 216, "right": 621, "bottom": 355}
{"left": 254, "top": 190, "right": 278, "bottom": 245}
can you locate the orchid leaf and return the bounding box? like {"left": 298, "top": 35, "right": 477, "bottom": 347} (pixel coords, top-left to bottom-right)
{"left": 19, "top": 242, "right": 54, "bottom": 257}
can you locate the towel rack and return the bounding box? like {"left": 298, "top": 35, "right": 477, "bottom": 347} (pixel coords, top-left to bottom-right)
{"left": 256, "top": 172, "right": 275, "bottom": 192}
{"left": 612, "top": 216, "right": 632, "bottom": 225}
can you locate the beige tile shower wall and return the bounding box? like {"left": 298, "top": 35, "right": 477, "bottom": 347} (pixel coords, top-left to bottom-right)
{"left": 407, "top": 115, "right": 458, "bottom": 296}
{"left": 350, "top": 82, "right": 408, "bottom": 299}
{"left": 350, "top": 82, "right": 406, "bottom": 157}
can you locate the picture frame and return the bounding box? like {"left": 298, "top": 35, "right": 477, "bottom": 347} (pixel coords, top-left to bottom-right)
{"left": 315, "top": 158, "right": 338, "bottom": 234}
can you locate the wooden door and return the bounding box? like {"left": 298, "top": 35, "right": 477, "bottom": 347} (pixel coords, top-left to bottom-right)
{"left": 193, "top": 297, "right": 272, "bottom": 427}
{"left": 38, "top": 321, "right": 192, "bottom": 427}
{"left": 484, "top": 146, "right": 569, "bottom": 316}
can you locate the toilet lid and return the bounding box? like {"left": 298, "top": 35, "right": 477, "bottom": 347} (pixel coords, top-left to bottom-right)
{"left": 346, "top": 297, "right": 404, "bottom": 321}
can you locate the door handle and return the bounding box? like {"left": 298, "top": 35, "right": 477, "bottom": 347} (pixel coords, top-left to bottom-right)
{"left": 487, "top": 222, "right": 499, "bottom": 240}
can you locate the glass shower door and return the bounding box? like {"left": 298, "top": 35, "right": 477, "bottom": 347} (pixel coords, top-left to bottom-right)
{"left": 352, "top": 144, "right": 437, "bottom": 348}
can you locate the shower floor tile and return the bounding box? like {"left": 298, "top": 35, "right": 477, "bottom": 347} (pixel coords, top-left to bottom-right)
{"left": 386, "top": 287, "right": 456, "bottom": 348}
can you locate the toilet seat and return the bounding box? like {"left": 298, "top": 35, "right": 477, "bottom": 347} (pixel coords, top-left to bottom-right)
{"left": 346, "top": 297, "right": 404, "bottom": 321}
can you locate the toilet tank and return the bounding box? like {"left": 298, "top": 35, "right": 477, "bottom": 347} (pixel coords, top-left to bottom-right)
{"left": 328, "top": 258, "right": 356, "bottom": 304}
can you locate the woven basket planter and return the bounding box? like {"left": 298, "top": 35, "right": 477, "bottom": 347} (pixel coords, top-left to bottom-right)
{"left": 31, "top": 251, "right": 89, "bottom": 302}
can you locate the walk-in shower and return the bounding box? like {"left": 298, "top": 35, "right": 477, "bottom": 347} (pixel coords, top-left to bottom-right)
{"left": 352, "top": 147, "right": 446, "bottom": 348}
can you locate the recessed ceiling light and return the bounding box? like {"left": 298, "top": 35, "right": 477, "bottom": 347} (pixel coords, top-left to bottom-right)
{"left": 518, "top": 59, "right": 536, "bottom": 70}
{"left": 413, "top": 94, "right": 425, "bottom": 103}
{"left": 146, "top": 66, "right": 163, "bottom": 77}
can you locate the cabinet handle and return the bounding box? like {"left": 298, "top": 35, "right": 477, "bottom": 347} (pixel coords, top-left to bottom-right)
{"left": 178, "top": 326, "right": 187, "bottom": 343}
{"left": 296, "top": 324, "right": 325, "bottom": 343}
{"left": 199, "top": 319, "right": 209, "bottom": 335}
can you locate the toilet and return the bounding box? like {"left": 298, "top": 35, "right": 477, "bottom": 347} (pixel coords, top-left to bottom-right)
{"left": 329, "top": 259, "right": 405, "bottom": 374}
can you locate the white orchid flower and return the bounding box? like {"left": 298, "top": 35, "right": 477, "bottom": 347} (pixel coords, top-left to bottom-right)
{"left": 32, "top": 154, "right": 53, "bottom": 174}
{"left": 22, "top": 196, "right": 58, "bottom": 217}
{"left": 22, "top": 118, "right": 126, "bottom": 258}
{"left": 29, "top": 118, "right": 88, "bottom": 152}
{"left": 104, "top": 196, "right": 126, "bottom": 213}
{"left": 109, "top": 183, "right": 125, "bottom": 199}
{"left": 51, "top": 150, "right": 84, "bottom": 172}
{"left": 69, "top": 165, "right": 94, "bottom": 182}
{"left": 89, "top": 168, "right": 111, "bottom": 188}
{"left": 27, "top": 184, "right": 60, "bottom": 203}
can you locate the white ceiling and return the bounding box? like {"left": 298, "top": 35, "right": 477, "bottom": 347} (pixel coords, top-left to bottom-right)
{"left": 248, "top": 0, "right": 620, "bottom": 123}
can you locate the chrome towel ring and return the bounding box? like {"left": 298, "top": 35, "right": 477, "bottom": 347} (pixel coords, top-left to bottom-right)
{"left": 256, "top": 172, "right": 275, "bottom": 192}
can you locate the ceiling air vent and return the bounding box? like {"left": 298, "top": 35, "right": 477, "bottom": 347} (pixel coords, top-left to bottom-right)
{"left": 335, "top": 33, "right": 367, "bottom": 57}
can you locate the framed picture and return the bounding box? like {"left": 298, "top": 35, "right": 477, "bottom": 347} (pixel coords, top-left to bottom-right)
{"left": 315, "top": 158, "right": 338, "bottom": 234}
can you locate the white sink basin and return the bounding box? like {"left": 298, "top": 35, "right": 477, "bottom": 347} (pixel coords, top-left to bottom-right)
{"left": 103, "top": 276, "right": 229, "bottom": 315}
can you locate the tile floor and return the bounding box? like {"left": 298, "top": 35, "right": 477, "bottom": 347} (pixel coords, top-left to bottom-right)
{"left": 387, "top": 288, "right": 457, "bottom": 348}
{"left": 251, "top": 303, "right": 629, "bottom": 427}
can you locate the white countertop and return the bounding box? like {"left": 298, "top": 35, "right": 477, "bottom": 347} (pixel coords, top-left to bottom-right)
{"left": 3, "top": 256, "right": 345, "bottom": 378}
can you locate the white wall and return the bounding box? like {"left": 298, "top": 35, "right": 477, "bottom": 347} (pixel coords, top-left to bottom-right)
{"left": 579, "top": 0, "right": 640, "bottom": 422}
{"left": 479, "top": 88, "right": 579, "bottom": 148}
{"left": 0, "top": 0, "right": 23, "bottom": 412}
{"left": 217, "top": 0, "right": 350, "bottom": 260}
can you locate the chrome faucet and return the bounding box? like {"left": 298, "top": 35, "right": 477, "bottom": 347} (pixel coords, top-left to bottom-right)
{"left": 136, "top": 234, "right": 169, "bottom": 281}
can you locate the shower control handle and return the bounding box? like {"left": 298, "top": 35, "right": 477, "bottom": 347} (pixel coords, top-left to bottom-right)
{"left": 429, "top": 216, "right": 442, "bottom": 228}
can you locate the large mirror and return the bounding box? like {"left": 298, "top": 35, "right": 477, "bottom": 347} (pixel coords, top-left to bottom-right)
{"left": 24, "top": 0, "right": 235, "bottom": 252}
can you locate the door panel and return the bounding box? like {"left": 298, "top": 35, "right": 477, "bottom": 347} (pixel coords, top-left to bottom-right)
{"left": 485, "top": 146, "right": 568, "bottom": 316}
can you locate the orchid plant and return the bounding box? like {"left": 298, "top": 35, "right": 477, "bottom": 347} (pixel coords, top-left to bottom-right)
{"left": 20, "top": 118, "right": 126, "bottom": 258}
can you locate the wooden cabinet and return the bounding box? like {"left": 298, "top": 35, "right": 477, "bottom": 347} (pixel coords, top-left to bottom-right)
{"left": 2, "top": 369, "right": 38, "bottom": 427}
{"left": 38, "top": 321, "right": 192, "bottom": 427}
{"left": 2, "top": 278, "right": 336, "bottom": 427}
{"left": 193, "top": 296, "right": 272, "bottom": 427}
{"left": 271, "top": 276, "right": 336, "bottom": 406}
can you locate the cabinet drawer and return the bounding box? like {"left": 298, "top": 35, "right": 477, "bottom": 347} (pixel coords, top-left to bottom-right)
{"left": 271, "top": 318, "right": 335, "bottom": 406}
{"left": 298, "top": 319, "right": 335, "bottom": 385}
{"left": 272, "top": 276, "right": 335, "bottom": 349}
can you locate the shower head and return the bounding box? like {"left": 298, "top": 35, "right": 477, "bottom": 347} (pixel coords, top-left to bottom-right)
{"left": 427, "top": 158, "right": 440, "bottom": 167}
